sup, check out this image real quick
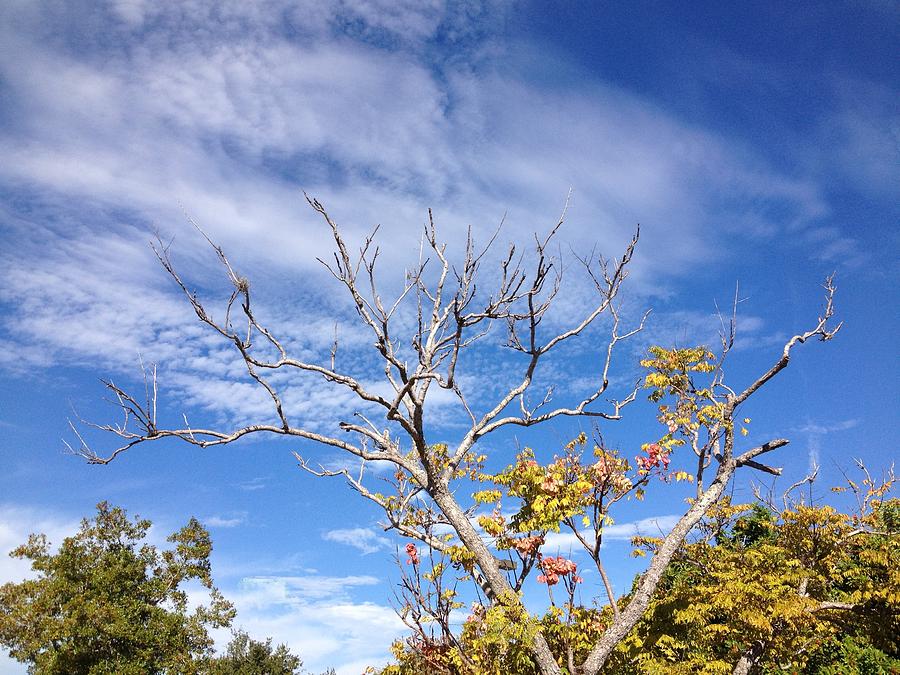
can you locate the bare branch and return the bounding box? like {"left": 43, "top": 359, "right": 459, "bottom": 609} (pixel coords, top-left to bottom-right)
{"left": 731, "top": 275, "right": 842, "bottom": 410}
{"left": 782, "top": 464, "right": 819, "bottom": 510}
{"left": 736, "top": 439, "right": 791, "bottom": 466}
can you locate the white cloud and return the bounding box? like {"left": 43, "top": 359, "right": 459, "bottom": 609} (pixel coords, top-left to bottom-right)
{"left": 0, "top": 652, "right": 24, "bottom": 675}
{"left": 236, "top": 477, "right": 268, "bottom": 491}
{"left": 631, "top": 309, "right": 769, "bottom": 356}
{"left": 223, "top": 573, "right": 404, "bottom": 673}
{"left": 810, "top": 77, "right": 899, "bottom": 201}
{"left": 543, "top": 514, "right": 681, "bottom": 552}
{"left": 796, "top": 418, "right": 860, "bottom": 472}
{"left": 237, "top": 574, "right": 380, "bottom": 604}
{"left": 0, "top": 0, "right": 847, "bottom": 450}
{"left": 205, "top": 513, "right": 247, "bottom": 528}
{"left": 323, "top": 527, "right": 391, "bottom": 555}
{"left": 315, "top": 453, "right": 397, "bottom": 477}
{"left": 0, "top": 506, "right": 80, "bottom": 585}
{"left": 796, "top": 418, "right": 859, "bottom": 435}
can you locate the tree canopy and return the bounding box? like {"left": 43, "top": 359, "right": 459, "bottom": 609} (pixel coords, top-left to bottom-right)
{"left": 208, "top": 630, "right": 302, "bottom": 675}
{"left": 618, "top": 490, "right": 899, "bottom": 673}
{"left": 0, "top": 502, "right": 234, "bottom": 674}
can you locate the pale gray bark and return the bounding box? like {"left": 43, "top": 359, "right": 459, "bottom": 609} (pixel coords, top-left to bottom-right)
{"left": 732, "top": 639, "right": 766, "bottom": 675}
{"left": 430, "top": 485, "right": 562, "bottom": 674}
{"left": 580, "top": 450, "right": 740, "bottom": 673}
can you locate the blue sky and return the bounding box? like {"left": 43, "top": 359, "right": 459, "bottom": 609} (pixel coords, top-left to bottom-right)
{"left": 0, "top": 1, "right": 897, "bottom": 672}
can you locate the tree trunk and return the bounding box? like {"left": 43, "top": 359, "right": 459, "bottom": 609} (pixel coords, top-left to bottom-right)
{"left": 431, "top": 484, "right": 562, "bottom": 675}
{"left": 732, "top": 641, "right": 765, "bottom": 675}
{"left": 579, "top": 461, "right": 737, "bottom": 674}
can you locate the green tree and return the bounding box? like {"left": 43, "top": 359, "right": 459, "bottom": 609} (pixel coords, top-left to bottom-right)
{"left": 0, "top": 502, "right": 235, "bottom": 674}
{"left": 207, "top": 630, "right": 302, "bottom": 674}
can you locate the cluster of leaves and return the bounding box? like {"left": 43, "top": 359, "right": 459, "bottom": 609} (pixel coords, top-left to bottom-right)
{"left": 0, "top": 502, "right": 308, "bottom": 675}
{"left": 612, "top": 493, "right": 900, "bottom": 673}
{"left": 803, "top": 635, "right": 900, "bottom": 675}
{"left": 473, "top": 434, "right": 637, "bottom": 569}
{"left": 382, "top": 596, "right": 540, "bottom": 675}
{"left": 207, "top": 630, "right": 303, "bottom": 675}
{"left": 638, "top": 346, "right": 725, "bottom": 479}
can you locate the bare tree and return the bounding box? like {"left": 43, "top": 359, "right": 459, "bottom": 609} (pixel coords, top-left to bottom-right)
{"left": 70, "top": 196, "right": 840, "bottom": 675}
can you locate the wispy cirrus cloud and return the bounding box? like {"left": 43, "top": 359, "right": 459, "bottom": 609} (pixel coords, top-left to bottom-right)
{"left": 323, "top": 527, "right": 392, "bottom": 555}
{"left": 796, "top": 418, "right": 861, "bottom": 471}
{"left": 236, "top": 477, "right": 268, "bottom": 491}
{"left": 542, "top": 514, "right": 681, "bottom": 553}
{"left": 205, "top": 513, "right": 247, "bottom": 529}
{"left": 796, "top": 419, "right": 859, "bottom": 435}
{"left": 0, "top": 0, "right": 851, "bottom": 443}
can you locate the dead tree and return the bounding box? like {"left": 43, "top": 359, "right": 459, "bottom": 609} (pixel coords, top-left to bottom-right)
{"left": 70, "top": 196, "right": 840, "bottom": 675}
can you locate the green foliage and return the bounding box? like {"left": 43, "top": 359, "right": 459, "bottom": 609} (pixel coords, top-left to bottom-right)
{"left": 725, "top": 504, "right": 776, "bottom": 548}
{"left": 0, "top": 502, "right": 235, "bottom": 674}
{"left": 207, "top": 630, "right": 302, "bottom": 674}
{"left": 803, "top": 635, "right": 900, "bottom": 675}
